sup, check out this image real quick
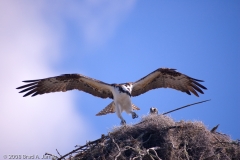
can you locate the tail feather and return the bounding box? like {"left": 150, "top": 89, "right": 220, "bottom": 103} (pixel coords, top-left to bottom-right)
{"left": 96, "top": 102, "right": 140, "bottom": 116}
{"left": 132, "top": 104, "right": 140, "bottom": 110}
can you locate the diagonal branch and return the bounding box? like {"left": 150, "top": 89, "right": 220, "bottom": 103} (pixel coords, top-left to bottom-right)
{"left": 163, "top": 99, "right": 210, "bottom": 115}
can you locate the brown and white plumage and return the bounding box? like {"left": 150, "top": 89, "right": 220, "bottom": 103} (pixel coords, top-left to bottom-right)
{"left": 17, "top": 68, "right": 207, "bottom": 124}
{"left": 17, "top": 74, "right": 113, "bottom": 98}
{"left": 132, "top": 68, "right": 206, "bottom": 97}
{"left": 96, "top": 101, "right": 140, "bottom": 116}
{"left": 150, "top": 107, "right": 158, "bottom": 115}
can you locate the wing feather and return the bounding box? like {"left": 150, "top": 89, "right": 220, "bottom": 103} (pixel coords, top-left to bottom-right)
{"left": 19, "top": 85, "right": 38, "bottom": 93}
{"left": 96, "top": 102, "right": 140, "bottom": 116}
{"left": 190, "top": 83, "right": 203, "bottom": 94}
{"left": 187, "top": 85, "right": 198, "bottom": 96}
{"left": 132, "top": 68, "right": 207, "bottom": 97}
{"left": 16, "top": 74, "right": 113, "bottom": 99}
{"left": 17, "top": 82, "right": 38, "bottom": 89}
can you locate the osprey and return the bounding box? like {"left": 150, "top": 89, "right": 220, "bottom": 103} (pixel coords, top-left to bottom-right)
{"left": 150, "top": 107, "right": 159, "bottom": 115}
{"left": 16, "top": 68, "right": 207, "bottom": 125}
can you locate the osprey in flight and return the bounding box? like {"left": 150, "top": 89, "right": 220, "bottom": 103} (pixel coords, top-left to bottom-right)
{"left": 16, "top": 68, "right": 207, "bottom": 125}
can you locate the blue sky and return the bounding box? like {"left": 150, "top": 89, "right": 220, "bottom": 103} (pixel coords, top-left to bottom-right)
{"left": 0, "top": 0, "right": 239, "bottom": 157}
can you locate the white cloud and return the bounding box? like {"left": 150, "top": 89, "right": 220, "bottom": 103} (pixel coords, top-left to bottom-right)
{"left": 0, "top": 1, "right": 91, "bottom": 157}
{"left": 65, "top": 0, "right": 136, "bottom": 47}
{"left": 0, "top": 0, "right": 136, "bottom": 158}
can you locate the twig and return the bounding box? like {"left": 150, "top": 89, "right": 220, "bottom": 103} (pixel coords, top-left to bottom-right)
{"left": 183, "top": 140, "right": 189, "bottom": 160}
{"left": 163, "top": 99, "right": 210, "bottom": 115}
{"left": 125, "top": 146, "right": 145, "bottom": 157}
{"left": 133, "top": 156, "right": 143, "bottom": 160}
{"left": 211, "top": 124, "right": 219, "bottom": 133}
{"left": 45, "top": 153, "right": 58, "bottom": 159}
{"left": 212, "top": 134, "right": 231, "bottom": 146}
{"left": 57, "top": 135, "right": 108, "bottom": 160}
{"left": 143, "top": 134, "right": 153, "bottom": 144}
{"left": 56, "top": 149, "right": 63, "bottom": 158}
{"left": 147, "top": 147, "right": 161, "bottom": 160}
{"left": 109, "top": 133, "right": 122, "bottom": 160}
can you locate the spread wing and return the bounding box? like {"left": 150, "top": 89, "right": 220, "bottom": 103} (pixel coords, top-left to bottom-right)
{"left": 96, "top": 102, "right": 140, "bottom": 116}
{"left": 16, "top": 74, "right": 113, "bottom": 99}
{"left": 132, "top": 68, "right": 207, "bottom": 97}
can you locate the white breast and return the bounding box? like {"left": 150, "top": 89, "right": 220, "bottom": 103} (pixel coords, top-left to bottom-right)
{"left": 112, "top": 87, "right": 132, "bottom": 113}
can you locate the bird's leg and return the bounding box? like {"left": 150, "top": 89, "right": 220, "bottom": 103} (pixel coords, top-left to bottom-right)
{"left": 120, "top": 119, "right": 126, "bottom": 125}
{"left": 115, "top": 103, "right": 127, "bottom": 125}
{"left": 131, "top": 111, "right": 138, "bottom": 119}
{"left": 119, "top": 114, "right": 126, "bottom": 125}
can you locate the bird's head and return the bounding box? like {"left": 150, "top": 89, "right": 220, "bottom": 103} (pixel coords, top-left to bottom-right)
{"left": 121, "top": 83, "right": 133, "bottom": 93}
{"left": 150, "top": 107, "right": 158, "bottom": 114}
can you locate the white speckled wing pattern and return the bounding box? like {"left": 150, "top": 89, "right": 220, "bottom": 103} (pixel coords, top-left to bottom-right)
{"left": 96, "top": 101, "right": 140, "bottom": 116}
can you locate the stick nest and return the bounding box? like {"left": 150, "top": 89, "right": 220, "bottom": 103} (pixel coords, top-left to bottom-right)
{"left": 59, "top": 115, "right": 240, "bottom": 160}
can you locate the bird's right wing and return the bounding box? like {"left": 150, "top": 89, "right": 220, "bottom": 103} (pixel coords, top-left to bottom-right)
{"left": 16, "top": 74, "right": 113, "bottom": 99}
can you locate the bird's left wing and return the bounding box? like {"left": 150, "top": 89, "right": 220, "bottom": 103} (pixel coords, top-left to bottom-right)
{"left": 16, "top": 74, "right": 113, "bottom": 99}
{"left": 131, "top": 68, "right": 207, "bottom": 97}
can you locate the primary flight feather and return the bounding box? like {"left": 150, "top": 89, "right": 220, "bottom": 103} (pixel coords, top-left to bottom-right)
{"left": 17, "top": 68, "right": 207, "bottom": 124}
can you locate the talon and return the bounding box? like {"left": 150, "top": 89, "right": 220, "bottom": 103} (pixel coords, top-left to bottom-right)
{"left": 132, "top": 112, "right": 138, "bottom": 119}
{"left": 120, "top": 120, "right": 126, "bottom": 125}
